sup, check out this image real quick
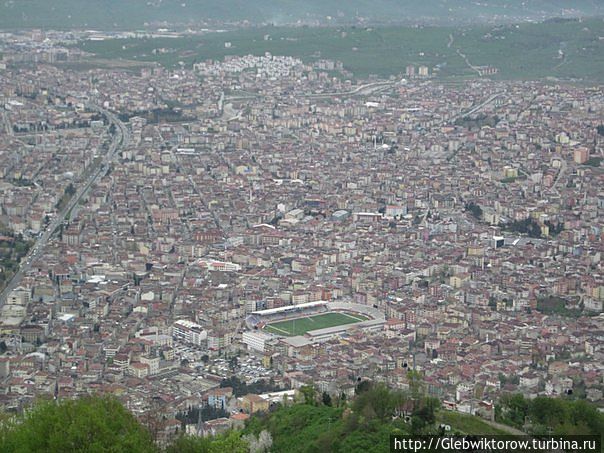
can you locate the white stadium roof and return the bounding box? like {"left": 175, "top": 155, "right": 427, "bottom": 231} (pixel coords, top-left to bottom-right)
{"left": 251, "top": 300, "right": 327, "bottom": 316}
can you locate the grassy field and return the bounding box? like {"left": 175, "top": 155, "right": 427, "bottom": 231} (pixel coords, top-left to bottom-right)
{"left": 74, "top": 18, "right": 604, "bottom": 81}
{"left": 264, "top": 311, "right": 369, "bottom": 336}
{"left": 436, "top": 411, "right": 512, "bottom": 435}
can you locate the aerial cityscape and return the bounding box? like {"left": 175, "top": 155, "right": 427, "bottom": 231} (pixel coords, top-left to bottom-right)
{"left": 0, "top": 1, "right": 602, "bottom": 451}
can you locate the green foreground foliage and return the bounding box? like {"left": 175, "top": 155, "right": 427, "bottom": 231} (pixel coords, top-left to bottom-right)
{"left": 0, "top": 396, "right": 155, "bottom": 452}
{"left": 165, "top": 431, "right": 248, "bottom": 453}
{"left": 242, "top": 381, "right": 441, "bottom": 453}
{"left": 0, "top": 395, "right": 248, "bottom": 453}
{"left": 436, "top": 411, "right": 510, "bottom": 436}
{"left": 1, "top": 388, "right": 603, "bottom": 452}
{"left": 496, "top": 394, "right": 604, "bottom": 436}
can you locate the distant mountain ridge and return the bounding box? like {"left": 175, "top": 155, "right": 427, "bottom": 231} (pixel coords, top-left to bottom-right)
{"left": 0, "top": 0, "right": 603, "bottom": 29}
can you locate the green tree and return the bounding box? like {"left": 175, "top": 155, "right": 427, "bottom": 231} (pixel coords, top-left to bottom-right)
{"left": 500, "top": 217, "right": 543, "bottom": 238}
{"left": 354, "top": 379, "right": 371, "bottom": 395}
{"left": 299, "top": 385, "right": 317, "bottom": 406}
{"left": 0, "top": 395, "right": 155, "bottom": 452}
{"left": 229, "top": 355, "right": 238, "bottom": 370}
{"left": 567, "top": 400, "right": 604, "bottom": 435}
{"left": 465, "top": 202, "right": 483, "bottom": 220}
{"left": 407, "top": 370, "right": 425, "bottom": 400}
{"left": 352, "top": 382, "right": 406, "bottom": 423}
{"left": 167, "top": 431, "right": 248, "bottom": 453}
{"left": 167, "top": 434, "right": 213, "bottom": 453}
{"left": 339, "top": 392, "right": 347, "bottom": 406}
{"left": 405, "top": 394, "right": 440, "bottom": 435}
{"left": 497, "top": 393, "right": 529, "bottom": 428}
{"left": 529, "top": 396, "right": 568, "bottom": 428}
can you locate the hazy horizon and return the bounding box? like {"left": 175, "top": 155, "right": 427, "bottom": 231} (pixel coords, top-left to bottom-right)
{"left": 0, "top": 0, "right": 603, "bottom": 30}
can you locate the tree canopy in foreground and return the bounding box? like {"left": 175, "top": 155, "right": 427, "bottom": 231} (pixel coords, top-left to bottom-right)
{"left": 0, "top": 395, "right": 155, "bottom": 452}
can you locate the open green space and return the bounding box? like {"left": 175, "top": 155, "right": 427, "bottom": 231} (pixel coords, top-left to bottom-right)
{"left": 73, "top": 18, "right": 604, "bottom": 81}
{"left": 436, "top": 410, "right": 511, "bottom": 435}
{"left": 536, "top": 295, "right": 584, "bottom": 318}
{"left": 2, "top": 383, "right": 603, "bottom": 453}
{"left": 264, "top": 311, "right": 368, "bottom": 336}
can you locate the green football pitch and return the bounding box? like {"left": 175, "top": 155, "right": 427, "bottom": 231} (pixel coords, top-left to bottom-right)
{"left": 264, "top": 312, "right": 369, "bottom": 337}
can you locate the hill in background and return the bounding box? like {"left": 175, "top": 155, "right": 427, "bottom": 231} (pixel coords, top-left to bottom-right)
{"left": 0, "top": 0, "right": 603, "bottom": 29}
{"left": 75, "top": 18, "right": 604, "bottom": 81}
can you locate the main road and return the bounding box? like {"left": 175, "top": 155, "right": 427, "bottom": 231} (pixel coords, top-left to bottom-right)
{"left": 224, "top": 80, "right": 397, "bottom": 104}
{"left": 0, "top": 104, "right": 130, "bottom": 305}
{"left": 1, "top": 109, "right": 13, "bottom": 136}
{"left": 441, "top": 91, "right": 504, "bottom": 161}
{"left": 453, "top": 92, "right": 504, "bottom": 121}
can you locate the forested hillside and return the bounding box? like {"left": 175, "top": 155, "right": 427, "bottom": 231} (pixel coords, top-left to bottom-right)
{"left": 2, "top": 384, "right": 603, "bottom": 453}
{"left": 0, "top": 1, "right": 602, "bottom": 29}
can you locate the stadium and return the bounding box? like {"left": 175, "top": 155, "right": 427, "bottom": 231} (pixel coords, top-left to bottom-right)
{"left": 245, "top": 301, "right": 385, "bottom": 343}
